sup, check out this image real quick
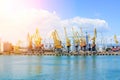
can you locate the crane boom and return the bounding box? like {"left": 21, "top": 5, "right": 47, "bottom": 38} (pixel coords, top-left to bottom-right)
{"left": 79, "top": 27, "right": 86, "bottom": 47}
{"left": 114, "top": 34, "right": 119, "bottom": 44}
{"left": 72, "top": 27, "right": 79, "bottom": 46}
{"left": 52, "top": 30, "right": 62, "bottom": 49}
{"left": 92, "top": 28, "right": 97, "bottom": 44}
{"left": 32, "top": 28, "right": 42, "bottom": 48}
{"left": 27, "top": 33, "right": 33, "bottom": 49}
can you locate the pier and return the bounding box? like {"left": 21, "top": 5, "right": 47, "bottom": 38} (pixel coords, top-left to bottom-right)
{"left": 1, "top": 51, "right": 120, "bottom": 56}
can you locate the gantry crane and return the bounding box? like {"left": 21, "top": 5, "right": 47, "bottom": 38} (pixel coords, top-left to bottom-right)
{"left": 51, "top": 30, "right": 62, "bottom": 53}
{"left": 27, "top": 28, "right": 44, "bottom": 53}
{"left": 114, "top": 34, "right": 119, "bottom": 44}
{"left": 27, "top": 33, "right": 33, "bottom": 50}
{"left": 72, "top": 27, "right": 79, "bottom": 52}
{"left": 32, "top": 28, "right": 42, "bottom": 48}
{"left": 79, "top": 27, "right": 86, "bottom": 51}
{"left": 91, "top": 28, "right": 97, "bottom": 51}
{"left": 64, "top": 27, "right": 71, "bottom": 53}
{"left": 32, "top": 28, "right": 44, "bottom": 52}
{"left": 14, "top": 40, "right": 22, "bottom": 53}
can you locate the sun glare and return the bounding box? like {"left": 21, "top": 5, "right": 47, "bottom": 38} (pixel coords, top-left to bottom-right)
{"left": 0, "top": 0, "right": 28, "bottom": 44}
{"left": 0, "top": 0, "right": 14, "bottom": 11}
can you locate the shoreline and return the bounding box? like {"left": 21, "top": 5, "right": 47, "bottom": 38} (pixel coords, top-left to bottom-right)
{"left": 0, "top": 51, "right": 120, "bottom": 56}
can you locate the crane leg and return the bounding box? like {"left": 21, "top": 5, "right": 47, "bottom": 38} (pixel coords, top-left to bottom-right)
{"left": 75, "top": 45, "right": 79, "bottom": 52}
{"left": 67, "top": 46, "right": 70, "bottom": 53}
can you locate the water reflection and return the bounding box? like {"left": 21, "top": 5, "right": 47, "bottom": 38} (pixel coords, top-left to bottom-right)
{"left": 27, "top": 56, "right": 42, "bottom": 77}
{"left": 0, "top": 55, "right": 120, "bottom": 80}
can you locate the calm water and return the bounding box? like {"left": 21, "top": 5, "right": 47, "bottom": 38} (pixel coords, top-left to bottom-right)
{"left": 0, "top": 55, "right": 120, "bottom": 80}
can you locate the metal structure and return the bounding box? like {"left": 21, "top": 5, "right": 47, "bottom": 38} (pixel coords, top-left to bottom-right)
{"left": 72, "top": 27, "right": 79, "bottom": 52}
{"left": 64, "top": 27, "right": 71, "bottom": 53}
{"left": 51, "top": 30, "right": 62, "bottom": 53}
{"left": 27, "top": 33, "right": 33, "bottom": 50}
{"left": 79, "top": 27, "right": 86, "bottom": 51}
{"left": 114, "top": 34, "right": 119, "bottom": 44}
{"left": 27, "top": 28, "right": 44, "bottom": 53}
{"left": 91, "top": 28, "right": 97, "bottom": 51}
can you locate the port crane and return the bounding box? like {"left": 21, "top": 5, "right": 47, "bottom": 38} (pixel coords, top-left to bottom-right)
{"left": 27, "top": 28, "right": 44, "bottom": 53}
{"left": 91, "top": 28, "right": 97, "bottom": 51}
{"left": 32, "top": 28, "right": 44, "bottom": 52}
{"left": 32, "top": 28, "right": 42, "bottom": 48}
{"left": 27, "top": 33, "right": 33, "bottom": 50}
{"left": 51, "top": 30, "right": 62, "bottom": 53}
{"left": 13, "top": 39, "right": 23, "bottom": 53}
{"left": 72, "top": 27, "right": 79, "bottom": 52}
{"left": 114, "top": 34, "right": 119, "bottom": 44}
{"left": 64, "top": 27, "right": 71, "bottom": 53}
{"left": 79, "top": 27, "right": 86, "bottom": 51}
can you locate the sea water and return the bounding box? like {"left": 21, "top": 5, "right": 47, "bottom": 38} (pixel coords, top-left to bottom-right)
{"left": 0, "top": 55, "right": 120, "bottom": 80}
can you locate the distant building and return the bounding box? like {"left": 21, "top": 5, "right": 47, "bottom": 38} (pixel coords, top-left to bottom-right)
{"left": 0, "top": 38, "right": 4, "bottom": 52}
{"left": 3, "top": 42, "right": 13, "bottom": 52}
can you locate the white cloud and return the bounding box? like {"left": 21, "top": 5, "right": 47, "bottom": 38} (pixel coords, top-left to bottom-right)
{"left": 0, "top": 8, "right": 109, "bottom": 44}
{"left": 61, "top": 17, "right": 109, "bottom": 32}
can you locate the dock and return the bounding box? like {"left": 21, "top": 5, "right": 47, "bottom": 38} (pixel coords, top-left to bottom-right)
{"left": 1, "top": 51, "right": 120, "bottom": 56}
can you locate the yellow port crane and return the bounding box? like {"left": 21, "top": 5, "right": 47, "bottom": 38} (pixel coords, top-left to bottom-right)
{"left": 51, "top": 30, "right": 62, "bottom": 50}
{"left": 64, "top": 27, "right": 71, "bottom": 53}
{"left": 79, "top": 27, "right": 86, "bottom": 48}
{"left": 91, "top": 28, "right": 97, "bottom": 51}
{"left": 72, "top": 27, "right": 79, "bottom": 52}
{"left": 114, "top": 34, "right": 119, "bottom": 44}
{"left": 92, "top": 28, "right": 97, "bottom": 44}
{"left": 27, "top": 33, "right": 33, "bottom": 50}
{"left": 32, "top": 28, "right": 42, "bottom": 49}
{"left": 14, "top": 40, "right": 22, "bottom": 53}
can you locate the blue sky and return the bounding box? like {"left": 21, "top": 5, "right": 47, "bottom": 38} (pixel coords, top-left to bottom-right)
{"left": 0, "top": 0, "right": 119, "bottom": 43}
{"left": 35, "top": 0, "right": 120, "bottom": 35}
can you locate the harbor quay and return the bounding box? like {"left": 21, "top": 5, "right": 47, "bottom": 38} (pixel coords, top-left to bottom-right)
{"left": 1, "top": 51, "right": 120, "bottom": 56}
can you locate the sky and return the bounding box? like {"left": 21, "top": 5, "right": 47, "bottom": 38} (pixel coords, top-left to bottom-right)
{"left": 0, "top": 0, "right": 120, "bottom": 44}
